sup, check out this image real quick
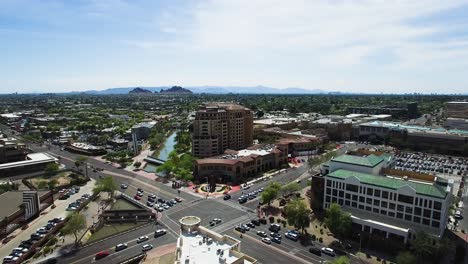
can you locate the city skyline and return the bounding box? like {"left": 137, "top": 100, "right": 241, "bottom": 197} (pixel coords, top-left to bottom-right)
{"left": 2, "top": 1, "right": 468, "bottom": 94}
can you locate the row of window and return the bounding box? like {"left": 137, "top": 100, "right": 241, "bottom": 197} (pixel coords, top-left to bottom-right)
{"left": 327, "top": 180, "right": 443, "bottom": 210}
{"left": 325, "top": 197, "right": 441, "bottom": 228}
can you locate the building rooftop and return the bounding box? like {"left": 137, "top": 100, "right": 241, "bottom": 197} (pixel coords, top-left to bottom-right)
{"left": 70, "top": 142, "right": 102, "bottom": 150}
{"left": 327, "top": 169, "right": 448, "bottom": 199}
{"left": 0, "top": 191, "right": 49, "bottom": 219}
{"left": 361, "top": 121, "right": 468, "bottom": 136}
{"left": 331, "top": 154, "right": 385, "bottom": 168}
{"left": 0, "top": 152, "right": 57, "bottom": 170}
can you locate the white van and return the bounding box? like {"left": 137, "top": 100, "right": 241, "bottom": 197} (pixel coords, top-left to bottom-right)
{"left": 455, "top": 210, "right": 463, "bottom": 219}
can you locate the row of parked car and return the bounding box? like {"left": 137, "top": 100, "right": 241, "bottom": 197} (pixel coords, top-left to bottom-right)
{"left": 3, "top": 217, "right": 64, "bottom": 264}
{"left": 133, "top": 187, "right": 183, "bottom": 212}
{"left": 58, "top": 186, "right": 81, "bottom": 200}
{"left": 66, "top": 193, "right": 91, "bottom": 211}
{"left": 237, "top": 188, "right": 264, "bottom": 204}
{"left": 394, "top": 152, "right": 468, "bottom": 176}
{"left": 95, "top": 229, "right": 167, "bottom": 260}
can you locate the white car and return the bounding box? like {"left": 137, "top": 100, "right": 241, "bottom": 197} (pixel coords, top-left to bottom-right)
{"left": 261, "top": 238, "right": 272, "bottom": 244}
{"left": 136, "top": 236, "right": 149, "bottom": 243}
{"left": 321, "top": 247, "right": 336, "bottom": 256}
{"left": 142, "top": 244, "right": 153, "bottom": 251}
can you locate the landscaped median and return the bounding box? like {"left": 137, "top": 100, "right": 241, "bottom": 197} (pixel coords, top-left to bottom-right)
{"left": 85, "top": 222, "right": 147, "bottom": 244}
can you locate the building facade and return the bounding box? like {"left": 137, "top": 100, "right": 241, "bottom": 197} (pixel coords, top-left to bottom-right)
{"left": 446, "top": 101, "right": 468, "bottom": 118}
{"left": 192, "top": 103, "right": 253, "bottom": 158}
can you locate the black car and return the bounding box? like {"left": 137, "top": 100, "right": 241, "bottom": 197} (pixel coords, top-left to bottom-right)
{"left": 137, "top": 188, "right": 144, "bottom": 193}
{"left": 235, "top": 226, "right": 246, "bottom": 233}
{"left": 238, "top": 197, "right": 247, "bottom": 204}
{"left": 309, "top": 247, "right": 322, "bottom": 256}
{"left": 246, "top": 222, "right": 255, "bottom": 228}
{"left": 258, "top": 218, "right": 267, "bottom": 225}
{"left": 251, "top": 219, "right": 260, "bottom": 226}
{"left": 272, "top": 237, "right": 281, "bottom": 244}
{"left": 223, "top": 194, "right": 231, "bottom": 200}
{"left": 158, "top": 198, "right": 166, "bottom": 204}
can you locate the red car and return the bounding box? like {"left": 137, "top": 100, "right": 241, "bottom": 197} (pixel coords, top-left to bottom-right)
{"left": 95, "top": 251, "right": 109, "bottom": 260}
{"left": 134, "top": 195, "right": 141, "bottom": 200}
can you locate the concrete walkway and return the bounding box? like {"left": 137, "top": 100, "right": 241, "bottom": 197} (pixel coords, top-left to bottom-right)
{"left": 0, "top": 179, "right": 96, "bottom": 258}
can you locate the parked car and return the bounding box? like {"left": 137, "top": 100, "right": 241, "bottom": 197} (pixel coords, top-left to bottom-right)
{"left": 321, "top": 247, "right": 336, "bottom": 256}
{"left": 175, "top": 197, "right": 183, "bottom": 202}
{"left": 309, "top": 247, "right": 322, "bottom": 256}
{"left": 235, "top": 226, "right": 246, "bottom": 233}
{"left": 154, "top": 229, "right": 167, "bottom": 237}
{"left": 120, "top": 184, "right": 128, "bottom": 189}
{"left": 246, "top": 222, "right": 255, "bottom": 228}
{"left": 240, "top": 224, "right": 250, "bottom": 231}
{"left": 256, "top": 231, "right": 267, "bottom": 237}
{"left": 272, "top": 237, "right": 281, "bottom": 244}
{"left": 148, "top": 194, "right": 156, "bottom": 199}
{"left": 258, "top": 218, "right": 267, "bottom": 225}
{"left": 261, "top": 238, "right": 272, "bottom": 244}
{"left": 251, "top": 219, "right": 260, "bottom": 226}
{"left": 136, "top": 236, "right": 149, "bottom": 243}
{"left": 209, "top": 218, "right": 222, "bottom": 226}
{"left": 142, "top": 244, "right": 153, "bottom": 251}
{"left": 134, "top": 195, "right": 141, "bottom": 200}
{"left": 285, "top": 232, "right": 299, "bottom": 241}
{"left": 115, "top": 243, "right": 128, "bottom": 252}
{"left": 223, "top": 194, "right": 231, "bottom": 200}
{"left": 2, "top": 256, "right": 19, "bottom": 263}
{"left": 95, "top": 251, "right": 109, "bottom": 260}
{"left": 269, "top": 224, "right": 281, "bottom": 232}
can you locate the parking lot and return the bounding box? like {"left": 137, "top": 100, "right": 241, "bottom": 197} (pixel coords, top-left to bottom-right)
{"left": 394, "top": 152, "right": 468, "bottom": 177}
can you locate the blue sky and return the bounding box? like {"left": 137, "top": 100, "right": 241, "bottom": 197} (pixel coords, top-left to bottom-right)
{"left": 1, "top": 0, "right": 468, "bottom": 94}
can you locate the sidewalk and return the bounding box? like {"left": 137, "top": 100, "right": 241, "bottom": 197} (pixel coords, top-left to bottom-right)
{"left": 0, "top": 179, "right": 96, "bottom": 258}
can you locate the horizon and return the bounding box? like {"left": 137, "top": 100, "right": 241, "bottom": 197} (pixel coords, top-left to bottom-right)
{"left": 2, "top": 1, "right": 468, "bottom": 94}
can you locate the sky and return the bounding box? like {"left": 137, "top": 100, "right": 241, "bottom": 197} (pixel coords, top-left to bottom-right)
{"left": 1, "top": 0, "right": 468, "bottom": 94}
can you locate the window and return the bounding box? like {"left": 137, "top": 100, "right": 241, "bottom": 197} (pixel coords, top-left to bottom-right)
{"left": 345, "top": 193, "right": 351, "bottom": 200}
{"left": 338, "top": 199, "right": 343, "bottom": 205}
{"left": 346, "top": 184, "right": 358, "bottom": 192}
{"left": 397, "top": 205, "right": 404, "bottom": 212}
{"left": 434, "top": 201, "right": 442, "bottom": 211}
{"left": 397, "top": 212, "right": 403, "bottom": 219}
{"left": 413, "top": 216, "right": 421, "bottom": 223}
{"left": 339, "top": 191, "right": 344, "bottom": 198}
{"left": 422, "top": 218, "right": 430, "bottom": 226}
{"left": 359, "top": 204, "right": 364, "bottom": 210}
{"left": 433, "top": 211, "right": 441, "bottom": 220}
{"left": 373, "top": 208, "right": 379, "bottom": 213}
{"left": 389, "top": 203, "right": 396, "bottom": 210}
{"left": 381, "top": 201, "right": 388, "bottom": 208}
{"left": 352, "top": 202, "right": 357, "bottom": 208}
{"left": 333, "top": 190, "right": 338, "bottom": 196}
{"left": 382, "top": 191, "right": 389, "bottom": 199}
{"left": 345, "top": 200, "right": 350, "bottom": 206}
{"left": 424, "top": 209, "right": 431, "bottom": 218}
{"left": 352, "top": 195, "right": 358, "bottom": 201}
{"left": 326, "top": 188, "right": 331, "bottom": 195}
{"left": 366, "top": 198, "right": 372, "bottom": 204}
{"left": 326, "top": 196, "right": 331, "bottom": 202}
{"left": 398, "top": 194, "right": 414, "bottom": 204}
{"left": 405, "top": 214, "right": 412, "bottom": 221}
{"left": 428, "top": 200, "right": 432, "bottom": 208}
{"left": 367, "top": 188, "right": 373, "bottom": 196}
{"left": 332, "top": 197, "right": 337, "bottom": 203}
{"left": 374, "top": 189, "right": 381, "bottom": 197}
{"left": 432, "top": 221, "right": 440, "bottom": 228}
{"left": 380, "top": 210, "right": 387, "bottom": 215}
{"left": 388, "top": 212, "right": 395, "bottom": 217}
{"left": 359, "top": 196, "right": 365, "bottom": 203}
{"left": 373, "top": 200, "right": 380, "bottom": 206}
{"left": 415, "top": 207, "right": 422, "bottom": 215}
{"left": 366, "top": 206, "right": 372, "bottom": 211}
{"left": 405, "top": 207, "right": 413, "bottom": 214}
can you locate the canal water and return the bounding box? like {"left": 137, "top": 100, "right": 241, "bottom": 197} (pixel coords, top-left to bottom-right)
{"left": 143, "top": 131, "right": 177, "bottom": 173}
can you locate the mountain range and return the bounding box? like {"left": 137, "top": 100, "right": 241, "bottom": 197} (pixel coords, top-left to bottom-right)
{"left": 75, "top": 85, "right": 328, "bottom": 95}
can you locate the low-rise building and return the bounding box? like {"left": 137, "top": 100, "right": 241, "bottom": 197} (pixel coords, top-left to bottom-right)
{"left": 131, "top": 122, "right": 156, "bottom": 141}
{"left": 444, "top": 118, "right": 468, "bottom": 130}
{"left": 0, "top": 152, "right": 58, "bottom": 177}
{"left": 194, "top": 144, "right": 288, "bottom": 184}
{"left": 446, "top": 101, "right": 468, "bottom": 118}
{"left": 0, "top": 138, "right": 27, "bottom": 163}
{"left": 65, "top": 142, "right": 107, "bottom": 156}
{"left": 175, "top": 216, "right": 257, "bottom": 264}
{"left": 320, "top": 153, "right": 452, "bottom": 243}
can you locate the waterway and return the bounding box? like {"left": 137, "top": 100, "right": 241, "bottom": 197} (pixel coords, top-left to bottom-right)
{"left": 143, "top": 131, "right": 177, "bottom": 173}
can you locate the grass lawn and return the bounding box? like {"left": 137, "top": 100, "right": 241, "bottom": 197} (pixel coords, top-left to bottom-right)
{"left": 86, "top": 223, "right": 145, "bottom": 244}
{"left": 111, "top": 198, "right": 142, "bottom": 210}
{"left": 157, "top": 252, "right": 176, "bottom": 264}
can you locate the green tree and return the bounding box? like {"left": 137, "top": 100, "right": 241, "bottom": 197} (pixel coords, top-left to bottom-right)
{"left": 411, "top": 231, "right": 437, "bottom": 260}
{"left": 325, "top": 203, "right": 352, "bottom": 239}
{"left": 396, "top": 251, "right": 417, "bottom": 264}
{"left": 62, "top": 212, "right": 87, "bottom": 246}
{"left": 93, "top": 176, "right": 117, "bottom": 199}
{"left": 74, "top": 156, "right": 87, "bottom": 168}
{"left": 37, "top": 181, "right": 48, "bottom": 189}
{"left": 330, "top": 256, "right": 350, "bottom": 264}
{"left": 261, "top": 182, "right": 282, "bottom": 206}
{"left": 284, "top": 199, "right": 311, "bottom": 233}
{"left": 281, "top": 182, "right": 300, "bottom": 195}
{"left": 47, "top": 179, "right": 59, "bottom": 190}
{"left": 134, "top": 161, "right": 142, "bottom": 168}
{"left": 44, "top": 163, "right": 59, "bottom": 176}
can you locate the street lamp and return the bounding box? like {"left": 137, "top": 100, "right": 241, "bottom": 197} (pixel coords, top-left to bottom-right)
{"left": 358, "top": 233, "right": 362, "bottom": 253}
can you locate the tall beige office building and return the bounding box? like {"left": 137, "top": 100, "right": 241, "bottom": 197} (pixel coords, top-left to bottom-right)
{"left": 446, "top": 101, "right": 468, "bottom": 118}
{"left": 192, "top": 103, "right": 254, "bottom": 157}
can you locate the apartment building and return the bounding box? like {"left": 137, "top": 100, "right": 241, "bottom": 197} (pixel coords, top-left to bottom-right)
{"left": 192, "top": 103, "right": 253, "bottom": 158}
{"left": 322, "top": 154, "right": 452, "bottom": 242}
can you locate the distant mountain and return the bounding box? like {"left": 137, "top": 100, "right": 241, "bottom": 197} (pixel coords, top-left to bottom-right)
{"left": 74, "top": 85, "right": 328, "bottom": 95}
{"left": 129, "top": 87, "right": 153, "bottom": 94}
{"left": 159, "top": 86, "right": 193, "bottom": 94}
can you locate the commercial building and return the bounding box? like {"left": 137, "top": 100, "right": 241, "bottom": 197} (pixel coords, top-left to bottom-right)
{"left": 65, "top": 142, "right": 107, "bottom": 156}
{"left": 446, "top": 101, "right": 468, "bottom": 118}
{"left": 192, "top": 103, "right": 253, "bottom": 158}
{"left": 348, "top": 102, "right": 419, "bottom": 119}
{"left": 0, "top": 152, "right": 58, "bottom": 177}
{"left": 322, "top": 154, "right": 452, "bottom": 242}
{"left": 194, "top": 144, "right": 288, "bottom": 184}
{"left": 358, "top": 121, "right": 468, "bottom": 155}
{"left": 175, "top": 216, "right": 257, "bottom": 264}
{"left": 444, "top": 118, "right": 468, "bottom": 130}
{"left": 131, "top": 122, "right": 156, "bottom": 141}
{"left": 0, "top": 138, "right": 28, "bottom": 163}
